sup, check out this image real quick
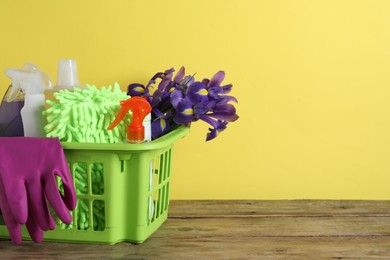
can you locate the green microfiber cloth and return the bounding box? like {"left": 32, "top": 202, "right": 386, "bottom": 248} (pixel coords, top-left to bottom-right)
{"left": 44, "top": 83, "right": 129, "bottom": 231}
{"left": 59, "top": 162, "right": 105, "bottom": 231}
{"left": 43, "top": 83, "right": 130, "bottom": 143}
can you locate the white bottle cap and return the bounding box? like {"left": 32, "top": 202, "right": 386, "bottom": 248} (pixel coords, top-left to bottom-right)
{"left": 57, "top": 59, "right": 80, "bottom": 89}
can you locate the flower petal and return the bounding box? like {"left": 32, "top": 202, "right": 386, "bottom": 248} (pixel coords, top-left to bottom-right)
{"left": 208, "top": 111, "right": 239, "bottom": 122}
{"left": 174, "top": 99, "right": 194, "bottom": 124}
{"left": 146, "top": 72, "right": 165, "bottom": 88}
{"left": 151, "top": 117, "right": 170, "bottom": 140}
{"left": 187, "top": 82, "right": 209, "bottom": 104}
{"left": 199, "top": 115, "right": 228, "bottom": 141}
{"left": 208, "top": 84, "right": 233, "bottom": 96}
{"left": 208, "top": 104, "right": 239, "bottom": 122}
{"left": 158, "top": 77, "right": 171, "bottom": 92}
{"left": 201, "top": 78, "right": 210, "bottom": 87}
{"left": 206, "top": 120, "right": 228, "bottom": 141}
{"left": 174, "top": 66, "right": 185, "bottom": 83}
{"left": 208, "top": 71, "right": 225, "bottom": 87}
{"left": 171, "top": 89, "right": 185, "bottom": 108}
{"left": 152, "top": 108, "right": 164, "bottom": 118}
{"left": 127, "top": 83, "right": 145, "bottom": 97}
{"left": 157, "top": 68, "right": 175, "bottom": 92}
{"left": 182, "top": 75, "right": 196, "bottom": 87}
{"left": 220, "top": 84, "right": 233, "bottom": 94}
{"left": 150, "top": 89, "right": 163, "bottom": 107}
{"left": 199, "top": 114, "right": 219, "bottom": 129}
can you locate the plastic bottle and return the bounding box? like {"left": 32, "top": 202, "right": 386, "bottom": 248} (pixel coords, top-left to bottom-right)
{"left": 106, "top": 96, "right": 154, "bottom": 220}
{"left": 107, "top": 96, "right": 152, "bottom": 143}
{"left": 0, "top": 85, "right": 24, "bottom": 137}
{"left": 143, "top": 114, "right": 152, "bottom": 142}
{"left": 5, "top": 64, "right": 52, "bottom": 137}
{"left": 45, "top": 59, "right": 81, "bottom": 108}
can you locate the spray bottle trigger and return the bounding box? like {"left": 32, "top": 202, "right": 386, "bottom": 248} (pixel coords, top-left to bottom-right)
{"left": 5, "top": 80, "right": 21, "bottom": 102}
{"left": 107, "top": 101, "right": 129, "bottom": 130}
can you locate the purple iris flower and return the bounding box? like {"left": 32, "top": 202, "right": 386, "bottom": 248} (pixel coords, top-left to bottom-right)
{"left": 193, "top": 100, "right": 238, "bottom": 140}
{"left": 127, "top": 67, "right": 238, "bottom": 141}
{"left": 127, "top": 83, "right": 146, "bottom": 97}
{"left": 173, "top": 98, "right": 194, "bottom": 125}
{"left": 187, "top": 82, "right": 209, "bottom": 104}
{"left": 171, "top": 89, "right": 185, "bottom": 108}
{"left": 151, "top": 110, "right": 171, "bottom": 140}
{"left": 198, "top": 116, "right": 228, "bottom": 141}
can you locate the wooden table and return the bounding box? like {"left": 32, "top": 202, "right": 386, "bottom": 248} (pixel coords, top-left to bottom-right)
{"left": 1, "top": 200, "right": 390, "bottom": 259}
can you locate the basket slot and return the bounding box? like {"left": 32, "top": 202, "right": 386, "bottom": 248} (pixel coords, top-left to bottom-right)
{"left": 54, "top": 160, "right": 106, "bottom": 232}
{"left": 149, "top": 149, "right": 173, "bottom": 224}
{"left": 77, "top": 199, "right": 90, "bottom": 230}
{"left": 73, "top": 162, "right": 88, "bottom": 195}
{"left": 164, "top": 182, "right": 170, "bottom": 211}
{"left": 93, "top": 200, "right": 105, "bottom": 231}
{"left": 151, "top": 150, "right": 171, "bottom": 191}
{"left": 91, "top": 163, "right": 104, "bottom": 195}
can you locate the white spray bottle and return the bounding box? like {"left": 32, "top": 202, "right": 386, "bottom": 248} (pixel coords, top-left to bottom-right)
{"left": 5, "top": 64, "right": 52, "bottom": 137}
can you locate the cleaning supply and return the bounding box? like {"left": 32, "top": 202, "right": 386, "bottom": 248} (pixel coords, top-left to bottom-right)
{"left": 56, "top": 59, "right": 80, "bottom": 89}
{"left": 44, "top": 85, "right": 152, "bottom": 231}
{"left": 107, "top": 97, "right": 154, "bottom": 221}
{"left": 107, "top": 96, "right": 152, "bottom": 143}
{"left": 54, "top": 162, "right": 105, "bottom": 231}
{"left": 0, "top": 137, "right": 76, "bottom": 244}
{"left": 0, "top": 85, "right": 24, "bottom": 136}
{"left": 43, "top": 83, "right": 129, "bottom": 143}
{"left": 5, "top": 63, "right": 52, "bottom": 137}
{"left": 45, "top": 59, "right": 81, "bottom": 109}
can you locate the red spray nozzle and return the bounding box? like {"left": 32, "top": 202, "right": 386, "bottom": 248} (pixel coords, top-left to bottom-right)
{"left": 108, "top": 96, "right": 152, "bottom": 143}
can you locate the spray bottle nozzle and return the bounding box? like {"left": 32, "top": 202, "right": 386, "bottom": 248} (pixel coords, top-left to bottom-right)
{"left": 5, "top": 63, "right": 52, "bottom": 102}
{"left": 108, "top": 96, "right": 152, "bottom": 143}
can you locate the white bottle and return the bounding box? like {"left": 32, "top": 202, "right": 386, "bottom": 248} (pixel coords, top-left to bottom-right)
{"left": 143, "top": 113, "right": 154, "bottom": 220}
{"left": 56, "top": 59, "right": 80, "bottom": 89}
{"left": 143, "top": 113, "right": 152, "bottom": 142}
{"left": 5, "top": 64, "right": 52, "bottom": 137}
{"left": 20, "top": 92, "right": 46, "bottom": 137}
{"left": 45, "top": 59, "right": 81, "bottom": 108}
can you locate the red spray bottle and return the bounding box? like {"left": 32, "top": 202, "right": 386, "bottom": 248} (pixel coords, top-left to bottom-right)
{"left": 108, "top": 97, "right": 152, "bottom": 143}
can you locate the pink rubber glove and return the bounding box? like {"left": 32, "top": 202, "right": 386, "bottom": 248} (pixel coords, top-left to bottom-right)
{"left": 0, "top": 137, "right": 76, "bottom": 244}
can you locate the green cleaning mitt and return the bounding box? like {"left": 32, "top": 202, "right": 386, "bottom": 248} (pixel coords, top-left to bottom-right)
{"left": 43, "top": 83, "right": 130, "bottom": 143}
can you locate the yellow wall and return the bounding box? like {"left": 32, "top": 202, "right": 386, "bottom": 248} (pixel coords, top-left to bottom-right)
{"left": 1, "top": 0, "right": 390, "bottom": 199}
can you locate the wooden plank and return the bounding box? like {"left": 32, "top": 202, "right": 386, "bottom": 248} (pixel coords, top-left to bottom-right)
{"left": 153, "top": 217, "right": 390, "bottom": 238}
{"left": 169, "top": 200, "right": 390, "bottom": 217}
{"left": 1, "top": 236, "right": 390, "bottom": 259}
{"left": 1, "top": 200, "right": 390, "bottom": 259}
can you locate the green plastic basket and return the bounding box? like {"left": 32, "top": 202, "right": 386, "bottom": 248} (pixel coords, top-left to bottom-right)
{"left": 0, "top": 126, "right": 189, "bottom": 244}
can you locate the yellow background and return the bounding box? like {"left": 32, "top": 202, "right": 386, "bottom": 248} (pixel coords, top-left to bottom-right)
{"left": 1, "top": 0, "right": 390, "bottom": 199}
